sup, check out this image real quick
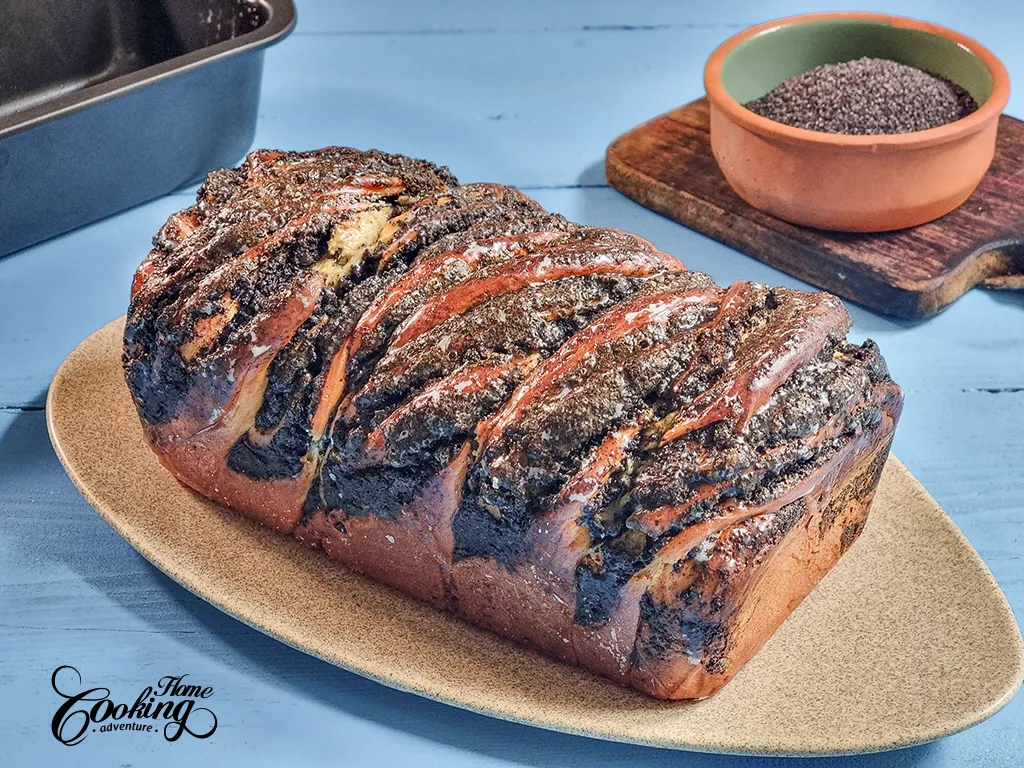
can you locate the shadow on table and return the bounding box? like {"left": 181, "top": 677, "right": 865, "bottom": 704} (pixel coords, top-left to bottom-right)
{"left": 2, "top": 403, "right": 941, "bottom": 768}
{"left": 986, "top": 287, "right": 1024, "bottom": 311}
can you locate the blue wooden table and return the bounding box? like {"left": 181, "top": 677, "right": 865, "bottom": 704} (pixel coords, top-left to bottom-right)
{"left": 2, "top": 1, "right": 1021, "bottom": 765}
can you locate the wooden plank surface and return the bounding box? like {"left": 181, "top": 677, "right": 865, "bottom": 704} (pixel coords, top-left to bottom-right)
{"left": 1, "top": 1, "right": 1023, "bottom": 766}
{"left": 607, "top": 100, "right": 1024, "bottom": 318}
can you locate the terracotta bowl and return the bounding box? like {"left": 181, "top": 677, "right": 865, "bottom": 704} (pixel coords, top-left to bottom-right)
{"left": 704, "top": 13, "right": 1011, "bottom": 232}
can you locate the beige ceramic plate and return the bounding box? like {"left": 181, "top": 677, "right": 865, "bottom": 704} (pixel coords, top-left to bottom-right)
{"left": 48, "top": 319, "right": 1024, "bottom": 756}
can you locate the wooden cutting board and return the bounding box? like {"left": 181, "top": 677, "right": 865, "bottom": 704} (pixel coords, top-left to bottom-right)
{"left": 606, "top": 99, "right": 1024, "bottom": 319}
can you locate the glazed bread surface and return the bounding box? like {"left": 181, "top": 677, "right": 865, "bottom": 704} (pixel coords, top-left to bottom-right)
{"left": 124, "top": 147, "right": 902, "bottom": 699}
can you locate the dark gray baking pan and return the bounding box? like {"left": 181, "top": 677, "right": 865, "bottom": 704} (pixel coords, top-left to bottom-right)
{"left": 0, "top": 0, "right": 296, "bottom": 258}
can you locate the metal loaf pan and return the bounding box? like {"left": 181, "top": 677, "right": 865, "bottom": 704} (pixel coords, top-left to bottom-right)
{"left": 0, "top": 0, "right": 296, "bottom": 258}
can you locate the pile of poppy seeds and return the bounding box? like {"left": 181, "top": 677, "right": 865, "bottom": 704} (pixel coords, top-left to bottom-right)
{"left": 744, "top": 57, "right": 979, "bottom": 135}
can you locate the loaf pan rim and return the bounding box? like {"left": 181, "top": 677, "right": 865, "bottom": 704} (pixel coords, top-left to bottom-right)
{"left": 0, "top": 0, "right": 296, "bottom": 140}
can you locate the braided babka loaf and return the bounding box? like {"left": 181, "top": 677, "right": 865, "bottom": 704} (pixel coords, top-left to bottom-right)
{"left": 124, "top": 147, "right": 902, "bottom": 700}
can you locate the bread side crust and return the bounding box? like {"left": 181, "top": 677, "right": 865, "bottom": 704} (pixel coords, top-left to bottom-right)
{"left": 142, "top": 272, "right": 325, "bottom": 533}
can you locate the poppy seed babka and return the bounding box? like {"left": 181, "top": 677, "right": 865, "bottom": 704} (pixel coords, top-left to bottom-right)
{"left": 123, "top": 147, "right": 902, "bottom": 699}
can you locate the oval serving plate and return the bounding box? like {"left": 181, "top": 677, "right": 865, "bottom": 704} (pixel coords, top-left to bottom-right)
{"left": 48, "top": 319, "right": 1024, "bottom": 756}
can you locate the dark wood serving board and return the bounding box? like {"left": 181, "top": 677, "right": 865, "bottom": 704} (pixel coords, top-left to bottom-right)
{"left": 606, "top": 99, "right": 1024, "bottom": 319}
